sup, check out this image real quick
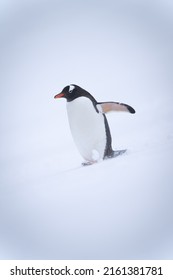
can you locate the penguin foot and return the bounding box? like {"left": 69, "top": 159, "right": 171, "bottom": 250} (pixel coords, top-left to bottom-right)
{"left": 82, "top": 161, "right": 95, "bottom": 166}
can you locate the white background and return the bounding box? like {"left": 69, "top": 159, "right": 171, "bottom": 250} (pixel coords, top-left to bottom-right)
{"left": 0, "top": 0, "right": 173, "bottom": 259}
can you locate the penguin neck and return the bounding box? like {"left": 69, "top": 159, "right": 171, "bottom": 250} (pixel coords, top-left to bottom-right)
{"left": 67, "top": 95, "right": 99, "bottom": 113}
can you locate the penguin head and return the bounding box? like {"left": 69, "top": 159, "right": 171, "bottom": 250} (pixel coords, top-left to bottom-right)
{"left": 54, "top": 84, "right": 97, "bottom": 103}
{"left": 54, "top": 84, "right": 80, "bottom": 102}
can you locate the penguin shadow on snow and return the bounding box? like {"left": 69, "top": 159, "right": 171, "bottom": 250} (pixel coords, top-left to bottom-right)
{"left": 54, "top": 84, "right": 135, "bottom": 167}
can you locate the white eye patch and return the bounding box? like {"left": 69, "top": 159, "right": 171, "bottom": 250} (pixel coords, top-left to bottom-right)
{"left": 69, "top": 85, "right": 75, "bottom": 93}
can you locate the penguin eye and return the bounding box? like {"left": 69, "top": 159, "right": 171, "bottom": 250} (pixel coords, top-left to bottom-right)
{"left": 69, "top": 85, "right": 75, "bottom": 93}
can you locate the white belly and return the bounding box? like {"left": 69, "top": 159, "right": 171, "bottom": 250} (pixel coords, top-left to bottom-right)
{"left": 66, "top": 97, "right": 106, "bottom": 162}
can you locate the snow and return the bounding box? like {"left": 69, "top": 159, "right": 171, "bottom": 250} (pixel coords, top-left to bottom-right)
{"left": 0, "top": 0, "right": 173, "bottom": 259}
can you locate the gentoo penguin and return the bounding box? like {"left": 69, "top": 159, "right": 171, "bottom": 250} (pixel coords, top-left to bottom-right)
{"left": 54, "top": 84, "right": 135, "bottom": 164}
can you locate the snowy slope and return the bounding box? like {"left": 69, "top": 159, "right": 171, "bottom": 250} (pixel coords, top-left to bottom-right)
{"left": 0, "top": 0, "right": 173, "bottom": 259}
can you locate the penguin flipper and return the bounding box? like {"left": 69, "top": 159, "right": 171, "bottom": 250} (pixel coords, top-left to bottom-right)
{"left": 97, "top": 102, "right": 135, "bottom": 114}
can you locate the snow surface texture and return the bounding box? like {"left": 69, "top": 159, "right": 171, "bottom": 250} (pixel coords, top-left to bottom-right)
{"left": 0, "top": 0, "right": 173, "bottom": 259}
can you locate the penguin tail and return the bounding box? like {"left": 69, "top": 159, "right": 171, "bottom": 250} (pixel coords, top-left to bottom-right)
{"left": 112, "top": 149, "right": 127, "bottom": 157}
{"left": 105, "top": 149, "right": 127, "bottom": 159}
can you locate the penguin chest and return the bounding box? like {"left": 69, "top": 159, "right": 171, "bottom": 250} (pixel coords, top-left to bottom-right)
{"left": 66, "top": 97, "right": 107, "bottom": 162}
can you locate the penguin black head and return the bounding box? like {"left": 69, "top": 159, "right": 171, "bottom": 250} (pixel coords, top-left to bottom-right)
{"left": 54, "top": 84, "right": 97, "bottom": 103}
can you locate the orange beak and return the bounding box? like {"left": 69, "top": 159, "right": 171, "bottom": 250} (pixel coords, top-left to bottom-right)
{"left": 54, "top": 92, "right": 65, "bottom": 99}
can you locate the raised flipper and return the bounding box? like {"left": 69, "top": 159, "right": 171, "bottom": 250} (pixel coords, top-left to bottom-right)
{"left": 97, "top": 102, "right": 135, "bottom": 114}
